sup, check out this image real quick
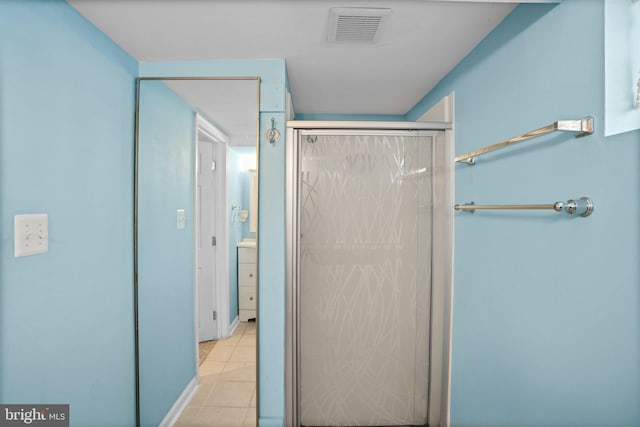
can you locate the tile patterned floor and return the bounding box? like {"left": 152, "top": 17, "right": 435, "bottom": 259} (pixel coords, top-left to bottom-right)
{"left": 198, "top": 340, "right": 216, "bottom": 366}
{"left": 176, "top": 321, "right": 256, "bottom": 427}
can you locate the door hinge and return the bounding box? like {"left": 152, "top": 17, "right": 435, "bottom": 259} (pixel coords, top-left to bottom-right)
{"left": 213, "top": 311, "right": 217, "bottom": 321}
{"left": 212, "top": 236, "right": 217, "bottom": 246}
{"left": 211, "top": 161, "right": 216, "bottom": 172}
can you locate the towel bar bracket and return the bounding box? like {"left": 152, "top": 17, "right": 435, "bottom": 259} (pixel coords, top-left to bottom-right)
{"left": 557, "top": 117, "right": 594, "bottom": 137}
{"left": 459, "top": 157, "right": 476, "bottom": 165}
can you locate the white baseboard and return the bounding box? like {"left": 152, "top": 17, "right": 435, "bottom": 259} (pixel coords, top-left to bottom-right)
{"left": 228, "top": 316, "right": 239, "bottom": 337}
{"left": 159, "top": 375, "right": 199, "bottom": 427}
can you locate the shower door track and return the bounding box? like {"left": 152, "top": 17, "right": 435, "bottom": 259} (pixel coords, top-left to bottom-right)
{"left": 285, "top": 121, "right": 455, "bottom": 427}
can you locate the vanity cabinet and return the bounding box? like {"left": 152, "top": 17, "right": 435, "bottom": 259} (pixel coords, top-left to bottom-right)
{"left": 238, "top": 243, "right": 257, "bottom": 321}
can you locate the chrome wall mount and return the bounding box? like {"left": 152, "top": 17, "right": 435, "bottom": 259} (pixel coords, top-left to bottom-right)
{"left": 454, "top": 197, "right": 594, "bottom": 217}
{"left": 455, "top": 116, "right": 594, "bottom": 165}
{"left": 266, "top": 117, "right": 281, "bottom": 144}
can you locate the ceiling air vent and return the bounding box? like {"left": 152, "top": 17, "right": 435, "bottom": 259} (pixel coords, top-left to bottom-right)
{"left": 328, "top": 7, "right": 390, "bottom": 43}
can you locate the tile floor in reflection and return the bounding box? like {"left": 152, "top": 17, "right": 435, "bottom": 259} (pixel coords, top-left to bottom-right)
{"left": 198, "top": 340, "right": 216, "bottom": 365}
{"left": 176, "top": 321, "right": 256, "bottom": 427}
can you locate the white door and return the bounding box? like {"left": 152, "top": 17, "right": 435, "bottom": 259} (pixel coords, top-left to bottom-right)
{"left": 197, "top": 136, "right": 218, "bottom": 342}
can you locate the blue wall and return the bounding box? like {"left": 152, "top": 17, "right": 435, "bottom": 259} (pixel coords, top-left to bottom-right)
{"left": 140, "top": 61, "right": 288, "bottom": 426}
{"left": 408, "top": 1, "right": 640, "bottom": 426}
{"left": 229, "top": 147, "right": 257, "bottom": 324}
{"left": 137, "top": 80, "right": 196, "bottom": 427}
{"left": 0, "top": 1, "right": 137, "bottom": 426}
{"left": 229, "top": 149, "right": 242, "bottom": 325}
{"left": 237, "top": 149, "right": 257, "bottom": 240}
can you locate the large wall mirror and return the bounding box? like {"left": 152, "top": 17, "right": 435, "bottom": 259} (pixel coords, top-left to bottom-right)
{"left": 135, "top": 77, "right": 260, "bottom": 427}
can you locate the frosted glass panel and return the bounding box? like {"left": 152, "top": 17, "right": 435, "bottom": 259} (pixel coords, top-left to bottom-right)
{"left": 299, "top": 133, "right": 433, "bottom": 426}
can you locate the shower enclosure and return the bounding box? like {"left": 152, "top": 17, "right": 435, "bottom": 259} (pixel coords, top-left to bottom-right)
{"left": 286, "top": 122, "right": 454, "bottom": 427}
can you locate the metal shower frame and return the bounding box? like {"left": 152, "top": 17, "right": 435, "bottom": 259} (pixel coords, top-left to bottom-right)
{"left": 284, "top": 120, "right": 455, "bottom": 427}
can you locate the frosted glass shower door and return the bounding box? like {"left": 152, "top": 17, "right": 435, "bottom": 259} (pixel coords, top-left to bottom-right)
{"left": 299, "top": 132, "right": 433, "bottom": 427}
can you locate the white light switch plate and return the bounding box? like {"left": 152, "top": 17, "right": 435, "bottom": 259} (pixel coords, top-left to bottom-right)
{"left": 15, "top": 214, "right": 48, "bottom": 257}
{"left": 176, "top": 209, "right": 186, "bottom": 230}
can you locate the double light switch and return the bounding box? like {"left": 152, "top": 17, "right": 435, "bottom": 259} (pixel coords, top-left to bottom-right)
{"left": 14, "top": 214, "right": 48, "bottom": 257}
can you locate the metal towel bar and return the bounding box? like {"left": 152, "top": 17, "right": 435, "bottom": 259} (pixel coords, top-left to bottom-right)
{"left": 454, "top": 197, "right": 594, "bottom": 217}
{"left": 455, "top": 117, "right": 594, "bottom": 165}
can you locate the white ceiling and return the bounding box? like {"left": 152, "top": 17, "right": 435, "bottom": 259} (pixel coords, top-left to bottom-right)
{"left": 68, "top": 0, "right": 557, "bottom": 147}
{"left": 162, "top": 79, "right": 259, "bottom": 146}
{"left": 67, "top": 0, "right": 527, "bottom": 117}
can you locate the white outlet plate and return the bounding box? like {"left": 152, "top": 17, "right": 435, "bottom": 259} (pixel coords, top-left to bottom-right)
{"left": 15, "top": 214, "right": 48, "bottom": 257}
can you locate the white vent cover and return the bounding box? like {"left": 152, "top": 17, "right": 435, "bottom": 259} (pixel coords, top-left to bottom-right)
{"left": 328, "top": 8, "right": 390, "bottom": 43}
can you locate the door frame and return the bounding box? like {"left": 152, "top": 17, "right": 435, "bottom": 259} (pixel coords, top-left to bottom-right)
{"left": 284, "top": 121, "right": 455, "bottom": 427}
{"left": 194, "top": 114, "right": 230, "bottom": 363}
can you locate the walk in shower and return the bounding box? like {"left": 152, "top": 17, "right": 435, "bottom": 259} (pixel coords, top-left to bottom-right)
{"left": 286, "top": 122, "right": 454, "bottom": 427}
